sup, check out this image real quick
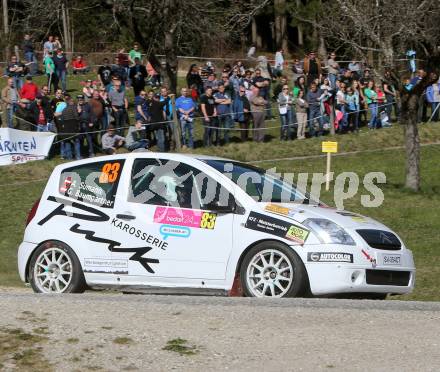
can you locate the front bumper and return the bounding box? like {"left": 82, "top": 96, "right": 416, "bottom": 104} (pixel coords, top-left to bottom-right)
{"left": 17, "top": 241, "right": 38, "bottom": 282}
{"left": 298, "top": 244, "right": 415, "bottom": 296}
{"left": 305, "top": 263, "right": 415, "bottom": 295}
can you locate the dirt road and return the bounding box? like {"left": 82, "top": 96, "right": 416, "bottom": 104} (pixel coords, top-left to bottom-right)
{"left": 0, "top": 291, "right": 439, "bottom": 371}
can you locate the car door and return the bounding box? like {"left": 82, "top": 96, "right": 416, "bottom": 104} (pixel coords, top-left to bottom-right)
{"left": 111, "top": 157, "right": 235, "bottom": 281}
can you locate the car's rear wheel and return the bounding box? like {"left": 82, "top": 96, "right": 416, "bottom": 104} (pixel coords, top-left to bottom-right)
{"left": 29, "top": 241, "right": 86, "bottom": 294}
{"left": 240, "top": 242, "right": 307, "bottom": 298}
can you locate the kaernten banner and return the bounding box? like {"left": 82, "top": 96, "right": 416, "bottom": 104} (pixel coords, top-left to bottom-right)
{"left": 0, "top": 128, "right": 55, "bottom": 166}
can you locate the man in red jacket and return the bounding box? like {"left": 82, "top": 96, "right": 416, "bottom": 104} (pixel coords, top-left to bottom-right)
{"left": 20, "top": 76, "right": 39, "bottom": 101}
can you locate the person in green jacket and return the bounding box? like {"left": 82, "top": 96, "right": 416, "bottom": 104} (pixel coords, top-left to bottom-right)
{"left": 43, "top": 51, "right": 57, "bottom": 93}
{"left": 364, "top": 80, "right": 378, "bottom": 129}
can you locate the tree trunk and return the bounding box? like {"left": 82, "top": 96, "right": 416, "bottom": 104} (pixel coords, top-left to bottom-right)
{"left": 251, "top": 17, "right": 258, "bottom": 46}
{"left": 61, "top": 1, "right": 73, "bottom": 52}
{"left": 318, "top": 33, "right": 327, "bottom": 61}
{"left": 274, "top": 0, "right": 287, "bottom": 50}
{"left": 401, "top": 94, "right": 421, "bottom": 191}
{"left": 2, "top": 0, "right": 9, "bottom": 61}
{"left": 163, "top": 30, "right": 178, "bottom": 94}
{"left": 296, "top": 0, "right": 303, "bottom": 47}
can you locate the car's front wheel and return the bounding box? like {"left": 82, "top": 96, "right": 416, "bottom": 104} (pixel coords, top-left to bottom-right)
{"left": 29, "top": 241, "right": 86, "bottom": 294}
{"left": 240, "top": 242, "right": 308, "bottom": 298}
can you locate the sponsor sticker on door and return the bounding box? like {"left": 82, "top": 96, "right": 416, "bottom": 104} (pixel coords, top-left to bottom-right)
{"left": 245, "top": 211, "right": 309, "bottom": 244}
{"left": 153, "top": 207, "right": 217, "bottom": 230}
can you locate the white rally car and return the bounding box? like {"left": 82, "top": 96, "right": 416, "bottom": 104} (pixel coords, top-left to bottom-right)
{"left": 18, "top": 152, "right": 415, "bottom": 298}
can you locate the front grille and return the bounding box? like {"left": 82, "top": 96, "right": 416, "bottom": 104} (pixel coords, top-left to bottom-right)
{"left": 356, "top": 229, "right": 401, "bottom": 250}
{"left": 366, "top": 270, "right": 410, "bottom": 286}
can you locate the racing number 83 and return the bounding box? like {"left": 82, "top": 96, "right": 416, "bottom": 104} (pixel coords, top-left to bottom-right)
{"left": 99, "top": 162, "right": 121, "bottom": 183}
{"left": 200, "top": 212, "right": 217, "bottom": 229}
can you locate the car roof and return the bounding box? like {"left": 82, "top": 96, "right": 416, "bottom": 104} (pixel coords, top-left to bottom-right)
{"left": 55, "top": 152, "right": 234, "bottom": 170}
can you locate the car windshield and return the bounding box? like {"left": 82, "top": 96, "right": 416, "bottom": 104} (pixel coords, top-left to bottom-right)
{"left": 203, "top": 159, "right": 315, "bottom": 204}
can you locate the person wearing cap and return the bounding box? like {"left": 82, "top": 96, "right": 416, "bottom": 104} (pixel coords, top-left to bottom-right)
{"left": 72, "top": 55, "right": 90, "bottom": 75}
{"left": 125, "top": 121, "right": 149, "bottom": 151}
{"left": 53, "top": 49, "right": 69, "bottom": 92}
{"left": 303, "top": 51, "right": 322, "bottom": 86}
{"left": 29, "top": 93, "right": 53, "bottom": 132}
{"left": 15, "top": 98, "right": 34, "bottom": 131}
{"left": 20, "top": 76, "right": 39, "bottom": 101}
{"left": 101, "top": 125, "right": 126, "bottom": 155}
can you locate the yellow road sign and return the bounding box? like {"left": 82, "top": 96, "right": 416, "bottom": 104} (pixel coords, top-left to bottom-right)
{"left": 322, "top": 141, "right": 338, "bottom": 153}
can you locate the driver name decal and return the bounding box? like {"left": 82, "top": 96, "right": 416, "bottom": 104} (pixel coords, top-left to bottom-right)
{"left": 245, "top": 211, "right": 309, "bottom": 244}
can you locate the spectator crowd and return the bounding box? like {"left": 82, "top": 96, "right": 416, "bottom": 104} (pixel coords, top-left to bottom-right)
{"left": 1, "top": 35, "right": 440, "bottom": 160}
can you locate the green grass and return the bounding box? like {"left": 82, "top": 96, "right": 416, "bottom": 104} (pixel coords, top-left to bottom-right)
{"left": 162, "top": 338, "right": 200, "bottom": 356}
{"left": 0, "top": 74, "right": 439, "bottom": 300}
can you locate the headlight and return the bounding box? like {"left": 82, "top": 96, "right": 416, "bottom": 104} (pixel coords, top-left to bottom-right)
{"left": 303, "top": 218, "right": 355, "bottom": 245}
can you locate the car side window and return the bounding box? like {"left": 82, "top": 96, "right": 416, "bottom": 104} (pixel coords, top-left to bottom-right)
{"left": 59, "top": 159, "right": 125, "bottom": 208}
{"left": 129, "top": 158, "right": 234, "bottom": 210}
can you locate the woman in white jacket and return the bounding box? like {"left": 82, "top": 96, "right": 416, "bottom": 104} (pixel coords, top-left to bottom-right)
{"left": 277, "top": 84, "right": 294, "bottom": 140}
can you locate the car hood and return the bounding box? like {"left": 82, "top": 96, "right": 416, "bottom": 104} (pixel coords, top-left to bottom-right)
{"left": 257, "top": 202, "right": 390, "bottom": 231}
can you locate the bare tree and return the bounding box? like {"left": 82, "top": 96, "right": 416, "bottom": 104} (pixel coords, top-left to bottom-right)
{"left": 290, "top": 0, "right": 440, "bottom": 191}
{"left": 113, "top": 0, "right": 270, "bottom": 93}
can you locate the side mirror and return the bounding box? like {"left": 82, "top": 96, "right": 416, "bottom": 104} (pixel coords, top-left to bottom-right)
{"left": 204, "top": 200, "right": 236, "bottom": 214}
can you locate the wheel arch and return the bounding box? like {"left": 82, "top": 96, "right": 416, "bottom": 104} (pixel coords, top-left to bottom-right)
{"left": 25, "top": 239, "right": 77, "bottom": 282}
{"left": 235, "top": 239, "right": 310, "bottom": 276}
{"left": 233, "top": 238, "right": 312, "bottom": 297}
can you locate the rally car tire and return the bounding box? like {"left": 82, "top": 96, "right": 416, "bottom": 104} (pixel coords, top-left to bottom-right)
{"left": 29, "top": 241, "right": 86, "bottom": 294}
{"left": 240, "top": 241, "right": 307, "bottom": 298}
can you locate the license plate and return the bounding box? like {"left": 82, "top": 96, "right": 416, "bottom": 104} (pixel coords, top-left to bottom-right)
{"left": 382, "top": 254, "right": 401, "bottom": 266}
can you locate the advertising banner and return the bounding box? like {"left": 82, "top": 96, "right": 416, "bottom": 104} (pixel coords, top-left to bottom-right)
{"left": 0, "top": 128, "right": 55, "bottom": 166}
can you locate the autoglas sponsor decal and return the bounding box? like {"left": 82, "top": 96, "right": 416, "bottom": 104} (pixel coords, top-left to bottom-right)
{"left": 153, "top": 207, "right": 217, "bottom": 230}
{"left": 307, "top": 252, "right": 354, "bottom": 263}
{"left": 245, "top": 211, "right": 309, "bottom": 244}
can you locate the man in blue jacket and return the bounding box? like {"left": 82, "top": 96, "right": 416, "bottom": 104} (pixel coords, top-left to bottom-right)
{"left": 175, "top": 87, "right": 196, "bottom": 149}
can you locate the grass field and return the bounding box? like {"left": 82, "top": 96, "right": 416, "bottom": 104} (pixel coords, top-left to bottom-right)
{"left": 1, "top": 74, "right": 439, "bottom": 301}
